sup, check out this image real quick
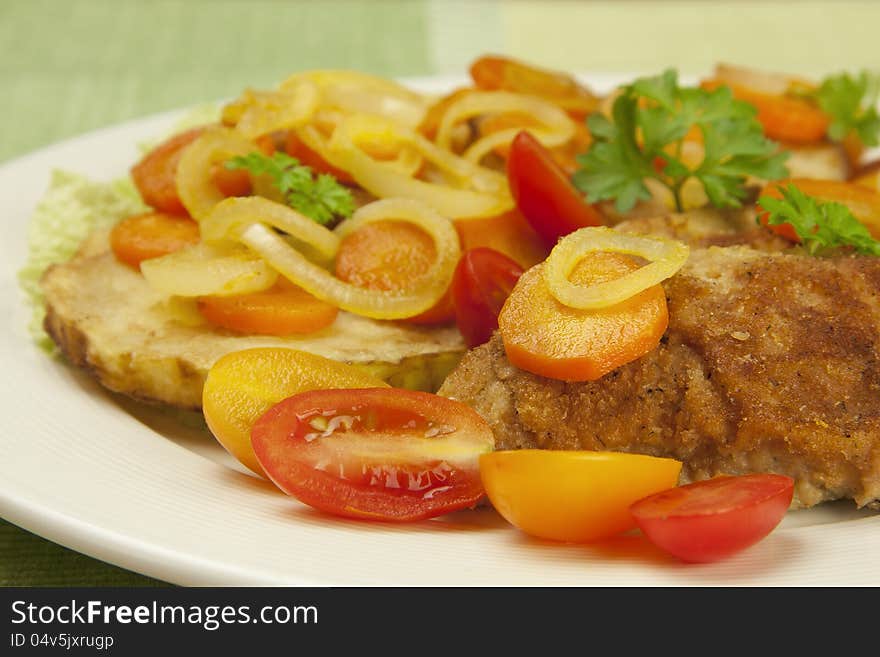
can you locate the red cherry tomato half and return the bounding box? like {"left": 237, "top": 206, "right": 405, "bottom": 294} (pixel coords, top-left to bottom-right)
{"left": 630, "top": 474, "right": 794, "bottom": 563}
{"left": 451, "top": 247, "right": 524, "bottom": 348}
{"left": 507, "top": 131, "right": 604, "bottom": 247}
{"left": 251, "top": 388, "right": 495, "bottom": 522}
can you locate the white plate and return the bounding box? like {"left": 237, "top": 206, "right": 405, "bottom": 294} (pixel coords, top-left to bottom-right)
{"left": 2, "top": 75, "right": 879, "bottom": 586}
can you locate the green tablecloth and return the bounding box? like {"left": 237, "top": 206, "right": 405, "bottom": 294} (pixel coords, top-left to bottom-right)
{"left": 3, "top": 0, "right": 878, "bottom": 586}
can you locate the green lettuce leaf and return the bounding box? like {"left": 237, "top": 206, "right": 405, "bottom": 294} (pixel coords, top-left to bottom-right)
{"left": 18, "top": 170, "right": 148, "bottom": 351}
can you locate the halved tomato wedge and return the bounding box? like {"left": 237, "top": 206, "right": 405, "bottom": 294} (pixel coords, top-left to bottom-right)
{"left": 480, "top": 450, "right": 682, "bottom": 543}
{"left": 202, "top": 348, "right": 388, "bottom": 477}
{"left": 251, "top": 388, "right": 495, "bottom": 522}
{"left": 451, "top": 247, "right": 524, "bottom": 348}
{"left": 630, "top": 474, "right": 794, "bottom": 563}
{"left": 507, "top": 131, "right": 604, "bottom": 248}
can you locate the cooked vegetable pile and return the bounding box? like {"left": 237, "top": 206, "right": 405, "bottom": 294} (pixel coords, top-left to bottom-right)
{"left": 25, "top": 56, "right": 880, "bottom": 564}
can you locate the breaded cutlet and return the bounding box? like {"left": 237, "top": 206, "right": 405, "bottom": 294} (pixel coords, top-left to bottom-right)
{"left": 440, "top": 246, "right": 880, "bottom": 508}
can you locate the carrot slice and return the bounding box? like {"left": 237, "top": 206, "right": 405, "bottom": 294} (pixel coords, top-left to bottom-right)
{"left": 334, "top": 220, "right": 454, "bottom": 324}
{"left": 758, "top": 177, "right": 880, "bottom": 241}
{"left": 853, "top": 160, "right": 880, "bottom": 192}
{"left": 197, "top": 280, "right": 338, "bottom": 336}
{"left": 211, "top": 161, "right": 253, "bottom": 198}
{"left": 499, "top": 252, "right": 668, "bottom": 381}
{"left": 110, "top": 212, "right": 201, "bottom": 269}
{"left": 702, "top": 80, "right": 829, "bottom": 144}
{"left": 551, "top": 119, "right": 593, "bottom": 177}
{"left": 132, "top": 126, "right": 256, "bottom": 214}
{"left": 840, "top": 133, "right": 865, "bottom": 174}
{"left": 132, "top": 128, "right": 205, "bottom": 215}
{"left": 469, "top": 56, "right": 509, "bottom": 91}
{"left": 455, "top": 210, "right": 549, "bottom": 270}
{"left": 469, "top": 55, "right": 599, "bottom": 120}
{"left": 406, "top": 289, "right": 455, "bottom": 325}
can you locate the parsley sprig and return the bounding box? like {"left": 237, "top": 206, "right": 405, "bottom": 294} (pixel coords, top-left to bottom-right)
{"left": 573, "top": 69, "right": 789, "bottom": 213}
{"left": 225, "top": 152, "right": 355, "bottom": 225}
{"left": 759, "top": 184, "right": 880, "bottom": 256}
{"left": 813, "top": 70, "right": 880, "bottom": 147}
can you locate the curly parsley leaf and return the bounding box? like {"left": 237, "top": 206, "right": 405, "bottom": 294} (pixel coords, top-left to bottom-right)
{"left": 225, "top": 151, "right": 354, "bottom": 225}
{"left": 573, "top": 69, "right": 789, "bottom": 213}
{"left": 759, "top": 184, "right": 880, "bottom": 256}
{"left": 814, "top": 70, "right": 880, "bottom": 147}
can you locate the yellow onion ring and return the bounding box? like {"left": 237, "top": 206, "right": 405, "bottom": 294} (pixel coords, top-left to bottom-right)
{"left": 435, "top": 91, "right": 576, "bottom": 163}
{"left": 280, "top": 70, "right": 428, "bottom": 128}
{"left": 328, "top": 114, "right": 512, "bottom": 218}
{"left": 176, "top": 128, "right": 257, "bottom": 220}
{"left": 543, "top": 227, "right": 690, "bottom": 310}
{"left": 231, "top": 81, "right": 318, "bottom": 139}
{"left": 239, "top": 198, "right": 460, "bottom": 319}
{"left": 140, "top": 243, "right": 278, "bottom": 297}
{"left": 297, "top": 120, "right": 423, "bottom": 178}
{"left": 200, "top": 196, "right": 340, "bottom": 260}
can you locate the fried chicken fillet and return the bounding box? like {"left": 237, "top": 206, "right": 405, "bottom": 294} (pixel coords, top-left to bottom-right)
{"left": 439, "top": 246, "right": 880, "bottom": 509}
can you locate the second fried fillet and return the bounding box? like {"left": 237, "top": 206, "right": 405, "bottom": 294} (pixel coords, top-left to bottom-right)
{"left": 440, "top": 246, "right": 880, "bottom": 509}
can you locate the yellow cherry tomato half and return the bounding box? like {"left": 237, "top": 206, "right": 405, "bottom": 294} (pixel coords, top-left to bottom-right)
{"left": 202, "top": 347, "right": 389, "bottom": 477}
{"left": 480, "top": 450, "right": 682, "bottom": 543}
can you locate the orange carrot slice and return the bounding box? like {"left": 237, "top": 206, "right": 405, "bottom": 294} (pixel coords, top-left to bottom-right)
{"left": 197, "top": 280, "right": 338, "bottom": 336}
{"left": 110, "top": 211, "right": 201, "bottom": 269}
{"left": 334, "top": 220, "right": 454, "bottom": 324}
{"left": 454, "top": 210, "right": 549, "bottom": 271}
{"left": 470, "top": 55, "right": 599, "bottom": 120}
{"left": 702, "top": 80, "right": 829, "bottom": 144}
{"left": 499, "top": 252, "right": 668, "bottom": 381}
{"left": 132, "top": 126, "right": 257, "bottom": 214}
